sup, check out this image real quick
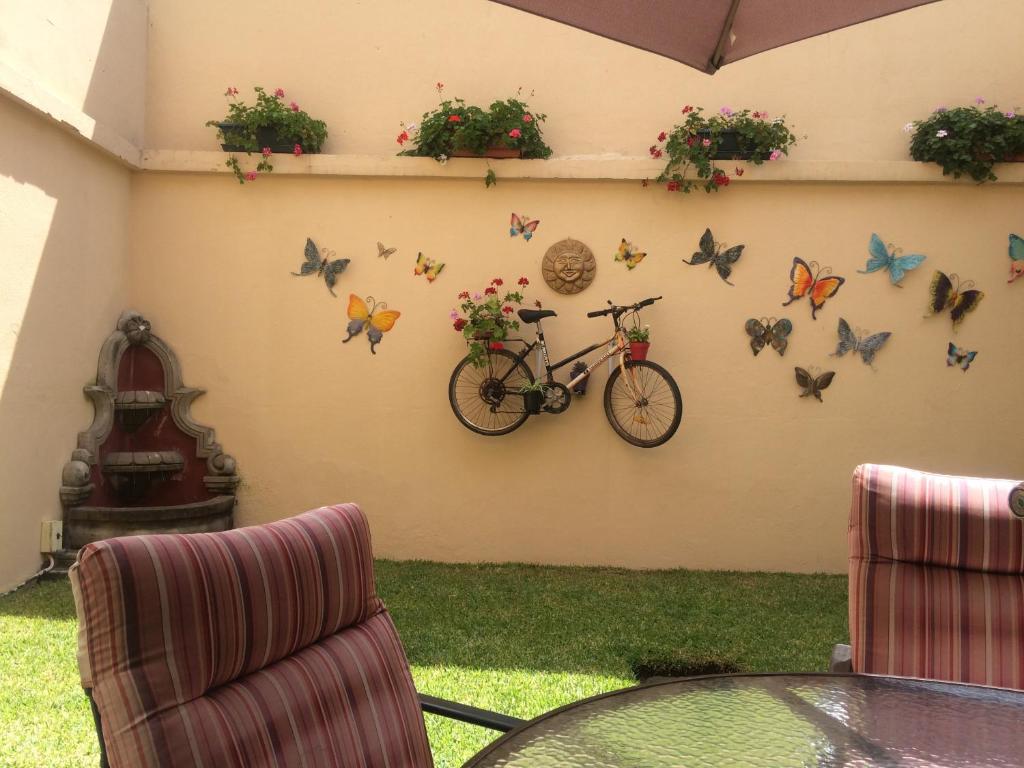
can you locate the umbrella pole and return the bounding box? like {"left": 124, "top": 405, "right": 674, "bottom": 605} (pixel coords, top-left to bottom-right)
{"left": 709, "top": 0, "right": 743, "bottom": 72}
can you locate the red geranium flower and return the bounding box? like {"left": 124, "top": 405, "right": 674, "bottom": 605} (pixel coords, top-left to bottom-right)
{"left": 492, "top": 278, "right": 504, "bottom": 286}
{"left": 686, "top": 136, "right": 696, "bottom": 146}
{"left": 489, "top": 341, "right": 504, "bottom": 350}
{"left": 397, "top": 131, "right": 409, "bottom": 145}
{"left": 447, "top": 115, "right": 462, "bottom": 123}
{"left": 517, "top": 276, "right": 529, "bottom": 286}
{"left": 666, "top": 181, "right": 680, "bottom": 192}
{"left": 453, "top": 318, "right": 467, "bottom": 332}
{"left": 712, "top": 172, "right": 730, "bottom": 186}
{"left": 682, "top": 105, "right": 693, "bottom": 113}
{"left": 657, "top": 131, "right": 667, "bottom": 142}
{"left": 484, "top": 286, "right": 497, "bottom": 295}
{"left": 458, "top": 290, "right": 470, "bottom": 299}
{"left": 502, "top": 306, "right": 514, "bottom": 314}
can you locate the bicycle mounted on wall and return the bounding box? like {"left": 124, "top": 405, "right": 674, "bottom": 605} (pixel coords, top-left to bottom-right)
{"left": 448, "top": 296, "right": 683, "bottom": 447}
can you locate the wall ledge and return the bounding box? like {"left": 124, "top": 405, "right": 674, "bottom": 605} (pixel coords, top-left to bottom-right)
{"left": 139, "top": 150, "right": 1024, "bottom": 184}
{"left": 0, "top": 61, "right": 142, "bottom": 168}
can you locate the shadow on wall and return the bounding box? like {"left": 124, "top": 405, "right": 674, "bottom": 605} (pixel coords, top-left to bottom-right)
{"left": 0, "top": 0, "right": 140, "bottom": 591}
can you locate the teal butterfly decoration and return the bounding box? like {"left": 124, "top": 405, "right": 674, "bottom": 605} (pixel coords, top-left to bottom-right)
{"left": 1008, "top": 234, "right": 1024, "bottom": 283}
{"left": 292, "top": 238, "right": 350, "bottom": 296}
{"left": 831, "top": 318, "right": 891, "bottom": 367}
{"left": 858, "top": 233, "right": 926, "bottom": 286}
{"left": 946, "top": 342, "right": 977, "bottom": 372}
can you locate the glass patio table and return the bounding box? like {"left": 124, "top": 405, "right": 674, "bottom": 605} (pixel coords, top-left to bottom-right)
{"left": 462, "top": 673, "right": 1024, "bottom": 767}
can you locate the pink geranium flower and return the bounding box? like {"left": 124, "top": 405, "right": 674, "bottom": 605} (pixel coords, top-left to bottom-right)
{"left": 293, "top": 144, "right": 303, "bottom": 156}
{"left": 522, "top": 114, "right": 533, "bottom": 122}
{"left": 702, "top": 138, "right": 712, "bottom": 147}
{"left": 508, "top": 128, "right": 522, "bottom": 138}
{"left": 244, "top": 171, "right": 257, "bottom": 181}
{"left": 225, "top": 87, "right": 239, "bottom": 96}
{"left": 261, "top": 147, "right": 272, "bottom": 158}
{"left": 274, "top": 88, "right": 285, "bottom": 98}
{"left": 289, "top": 102, "right": 300, "bottom": 112}
{"left": 769, "top": 149, "right": 782, "bottom": 160}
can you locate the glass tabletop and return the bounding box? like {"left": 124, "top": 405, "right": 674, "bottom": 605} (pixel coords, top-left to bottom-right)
{"left": 463, "top": 673, "right": 1024, "bottom": 767}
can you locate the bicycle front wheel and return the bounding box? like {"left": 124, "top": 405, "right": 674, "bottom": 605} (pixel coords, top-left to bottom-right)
{"left": 449, "top": 349, "right": 534, "bottom": 436}
{"left": 603, "top": 360, "right": 682, "bottom": 447}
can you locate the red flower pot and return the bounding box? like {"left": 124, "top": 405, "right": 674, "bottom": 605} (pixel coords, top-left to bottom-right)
{"left": 629, "top": 342, "right": 650, "bottom": 361}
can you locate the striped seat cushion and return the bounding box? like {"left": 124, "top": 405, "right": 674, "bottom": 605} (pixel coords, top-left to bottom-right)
{"left": 72, "top": 503, "right": 433, "bottom": 767}
{"left": 849, "top": 464, "right": 1024, "bottom": 689}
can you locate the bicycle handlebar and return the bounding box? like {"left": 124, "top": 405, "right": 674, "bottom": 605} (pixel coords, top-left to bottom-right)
{"left": 586, "top": 296, "right": 662, "bottom": 318}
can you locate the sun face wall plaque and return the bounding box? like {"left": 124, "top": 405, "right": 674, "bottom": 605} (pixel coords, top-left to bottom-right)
{"left": 543, "top": 238, "right": 597, "bottom": 294}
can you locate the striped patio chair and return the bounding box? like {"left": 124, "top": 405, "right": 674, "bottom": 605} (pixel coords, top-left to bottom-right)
{"left": 833, "top": 464, "right": 1024, "bottom": 690}
{"left": 70, "top": 503, "right": 522, "bottom": 767}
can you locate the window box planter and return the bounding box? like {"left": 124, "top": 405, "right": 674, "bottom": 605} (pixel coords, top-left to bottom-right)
{"left": 450, "top": 146, "right": 524, "bottom": 159}
{"left": 698, "top": 130, "right": 762, "bottom": 161}
{"left": 217, "top": 123, "right": 320, "bottom": 154}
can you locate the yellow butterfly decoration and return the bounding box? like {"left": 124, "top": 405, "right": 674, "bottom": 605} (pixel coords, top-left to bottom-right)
{"left": 414, "top": 252, "right": 445, "bottom": 282}
{"left": 342, "top": 295, "right": 401, "bottom": 354}
{"left": 615, "top": 238, "right": 646, "bottom": 270}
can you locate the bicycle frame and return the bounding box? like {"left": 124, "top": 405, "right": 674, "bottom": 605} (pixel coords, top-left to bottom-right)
{"left": 499, "top": 313, "right": 635, "bottom": 394}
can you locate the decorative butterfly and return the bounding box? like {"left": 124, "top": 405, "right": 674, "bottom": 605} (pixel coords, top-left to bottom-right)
{"left": 744, "top": 317, "right": 792, "bottom": 357}
{"left": 683, "top": 228, "right": 745, "bottom": 285}
{"left": 926, "top": 271, "right": 984, "bottom": 329}
{"left": 414, "top": 252, "right": 445, "bottom": 282}
{"left": 377, "top": 242, "right": 397, "bottom": 260}
{"left": 858, "top": 233, "right": 926, "bottom": 286}
{"left": 1008, "top": 234, "right": 1024, "bottom": 283}
{"left": 782, "top": 258, "right": 845, "bottom": 320}
{"left": 615, "top": 238, "right": 646, "bottom": 270}
{"left": 510, "top": 213, "right": 540, "bottom": 242}
{"left": 946, "top": 342, "right": 977, "bottom": 372}
{"left": 831, "top": 318, "right": 892, "bottom": 367}
{"left": 795, "top": 367, "right": 835, "bottom": 402}
{"left": 342, "top": 295, "right": 400, "bottom": 354}
{"left": 292, "top": 238, "right": 350, "bottom": 296}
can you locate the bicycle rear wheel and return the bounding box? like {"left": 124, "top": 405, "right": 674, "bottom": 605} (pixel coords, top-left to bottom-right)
{"left": 603, "top": 360, "right": 682, "bottom": 447}
{"left": 449, "top": 349, "right": 534, "bottom": 436}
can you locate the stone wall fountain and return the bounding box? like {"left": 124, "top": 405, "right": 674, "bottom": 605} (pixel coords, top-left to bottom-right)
{"left": 59, "top": 311, "right": 238, "bottom": 554}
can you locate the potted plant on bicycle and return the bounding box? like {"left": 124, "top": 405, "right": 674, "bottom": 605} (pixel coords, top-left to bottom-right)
{"left": 626, "top": 324, "right": 650, "bottom": 361}
{"left": 518, "top": 380, "right": 549, "bottom": 415}
{"left": 451, "top": 277, "right": 531, "bottom": 367}
{"left": 207, "top": 86, "right": 328, "bottom": 183}
{"left": 649, "top": 105, "right": 798, "bottom": 194}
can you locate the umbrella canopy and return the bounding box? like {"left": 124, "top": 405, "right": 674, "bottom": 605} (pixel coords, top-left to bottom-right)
{"left": 489, "top": 0, "right": 943, "bottom": 74}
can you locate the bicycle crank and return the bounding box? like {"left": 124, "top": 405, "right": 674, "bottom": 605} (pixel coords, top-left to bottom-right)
{"left": 542, "top": 382, "right": 571, "bottom": 414}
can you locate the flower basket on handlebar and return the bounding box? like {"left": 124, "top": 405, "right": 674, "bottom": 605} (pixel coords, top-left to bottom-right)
{"left": 628, "top": 342, "right": 650, "bottom": 361}
{"left": 626, "top": 324, "right": 650, "bottom": 360}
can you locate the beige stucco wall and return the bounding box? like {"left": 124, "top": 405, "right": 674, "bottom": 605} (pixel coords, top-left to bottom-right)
{"left": 0, "top": 0, "right": 148, "bottom": 148}
{"left": 2, "top": 0, "right": 1023, "bottom": 585}
{"left": 127, "top": 0, "right": 1024, "bottom": 573}
{"left": 129, "top": 174, "right": 1024, "bottom": 572}
{"left": 148, "top": 0, "right": 1020, "bottom": 160}
{"left": 0, "top": 97, "right": 131, "bottom": 591}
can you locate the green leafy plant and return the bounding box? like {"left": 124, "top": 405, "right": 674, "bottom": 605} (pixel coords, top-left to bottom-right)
{"left": 451, "top": 276, "right": 531, "bottom": 367}
{"left": 206, "top": 86, "right": 328, "bottom": 184}
{"left": 397, "top": 84, "right": 552, "bottom": 185}
{"left": 650, "top": 105, "right": 798, "bottom": 194}
{"left": 626, "top": 325, "right": 650, "bottom": 343}
{"left": 905, "top": 99, "right": 1024, "bottom": 182}
{"left": 518, "top": 380, "right": 550, "bottom": 393}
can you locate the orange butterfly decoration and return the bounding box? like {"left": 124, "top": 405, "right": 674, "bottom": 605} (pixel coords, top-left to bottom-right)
{"left": 782, "top": 258, "right": 845, "bottom": 320}
{"left": 342, "top": 295, "right": 400, "bottom": 354}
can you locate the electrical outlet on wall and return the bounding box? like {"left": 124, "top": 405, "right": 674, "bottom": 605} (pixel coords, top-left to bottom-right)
{"left": 40, "top": 521, "right": 63, "bottom": 553}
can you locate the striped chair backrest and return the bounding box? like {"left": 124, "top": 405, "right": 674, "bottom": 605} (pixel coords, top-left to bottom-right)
{"left": 849, "top": 464, "right": 1024, "bottom": 689}
{"left": 70, "top": 503, "right": 433, "bottom": 767}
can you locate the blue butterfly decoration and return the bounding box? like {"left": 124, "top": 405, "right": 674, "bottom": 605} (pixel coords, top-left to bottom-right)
{"left": 946, "top": 342, "right": 977, "bottom": 372}
{"left": 858, "top": 233, "right": 926, "bottom": 286}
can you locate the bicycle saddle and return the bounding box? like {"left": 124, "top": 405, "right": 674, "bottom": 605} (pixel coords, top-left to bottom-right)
{"left": 518, "top": 308, "right": 557, "bottom": 324}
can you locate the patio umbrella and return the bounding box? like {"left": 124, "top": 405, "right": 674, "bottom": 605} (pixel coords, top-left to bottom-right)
{"left": 489, "top": 0, "right": 943, "bottom": 74}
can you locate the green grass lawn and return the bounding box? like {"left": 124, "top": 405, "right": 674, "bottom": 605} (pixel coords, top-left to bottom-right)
{"left": 0, "top": 563, "right": 846, "bottom": 768}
